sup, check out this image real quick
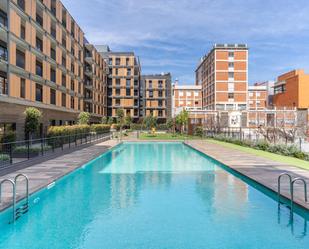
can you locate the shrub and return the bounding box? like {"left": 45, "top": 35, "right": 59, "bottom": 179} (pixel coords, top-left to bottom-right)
{"left": 77, "top": 112, "right": 91, "bottom": 125}
{"left": 0, "top": 154, "right": 10, "bottom": 161}
{"left": 131, "top": 123, "right": 142, "bottom": 130}
{"left": 90, "top": 124, "right": 111, "bottom": 133}
{"left": 255, "top": 141, "right": 269, "bottom": 151}
{"left": 194, "top": 126, "right": 203, "bottom": 137}
{"left": 13, "top": 145, "right": 51, "bottom": 154}
{"left": 0, "top": 131, "right": 16, "bottom": 144}
{"left": 157, "top": 124, "right": 168, "bottom": 130}
{"left": 47, "top": 125, "right": 91, "bottom": 137}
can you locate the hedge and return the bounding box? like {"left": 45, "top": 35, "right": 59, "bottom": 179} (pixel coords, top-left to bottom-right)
{"left": 0, "top": 131, "right": 16, "bottom": 144}
{"left": 0, "top": 154, "right": 10, "bottom": 161}
{"left": 211, "top": 134, "right": 309, "bottom": 161}
{"left": 90, "top": 124, "right": 111, "bottom": 133}
{"left": 47, "top": 125, "right": 91, "bottom": 137}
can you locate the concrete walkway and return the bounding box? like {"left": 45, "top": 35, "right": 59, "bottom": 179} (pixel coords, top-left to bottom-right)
{"left": 0, "top": 139, "right": 119, "bottom": 211}
{"left": 185, "top": 140, "right": 309, "bottom": 210}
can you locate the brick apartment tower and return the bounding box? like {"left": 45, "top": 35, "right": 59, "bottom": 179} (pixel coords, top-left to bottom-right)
{"left": 141, "top": 73, "right": 172, "bottom": 122}
{"left": 0, "top": 0, "right": 108, "bottom": 139}
{"left": 98, "top": 46, "right": 141, "bottom": 120}
{"left": 195, "top": 44, "right": 248, "bottom": 111}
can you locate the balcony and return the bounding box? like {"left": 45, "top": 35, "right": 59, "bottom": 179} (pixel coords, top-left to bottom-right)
{"left": 0, "top": 46, "right": 8, "bottom": 62}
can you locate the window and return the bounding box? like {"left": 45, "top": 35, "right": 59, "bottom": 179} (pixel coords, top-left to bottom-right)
{"left": 134, "top": 80, "right": 138, "bottom": 86}
{"left": 187, "top": 91, "right": 191, "bottom": 97}
{"left": 126, "top": 79, "right": 131, "bottom": 87}
{"left": 228, "top": 93, "right": 234, "bottom": 99}
{"left": 62, "top": 55, "right": 66, "bottom": 67}
{"left": 148, "top": 80, "right": 152, "bottom": 88}
{"left": 158, "top": 90, "right": 163, "bottom": 97}
{"left": 36, "top": 60, "right": 43, "bottom": 76}
{"left": 62, "top": 74, "right": 66, "bottom": 87}
{"left": 115, "top": 68, "right": 118, "bottom": 75}
{"left": 62, "top": 32, "right": 66, "bottom": 47}
{"left": 126, "top": 109, "right": 130, "bottom": 116}
{"left": 50, "top": 68, "right": 56, "bottom": 82}
{"left": 249, "top": 92, "right": 253, "bottom": 97}
{"left": 20, "top": 78, "right": 25, "bottom": 98}
{"left": 149, "top": 90, "right": 153, "bottom": 98}
{"left": 134, "top": 109, "right": 138, "bottom": 116}
{"left": 158, "top": 110, "right": 163, "bottom": 117}
{"left": 179, "top": 91, "right": 183, "bottom": 96}
{"left": 134, "top": 99, "right": 138, "bottom": 106}
{"left": 51, "top": 23, "right": 56, "bottom": 39}
{"left": 36, "top": 36, "right": 43, "bottom": 51}
{"left": 116, "top": 79, "right": 120, "bottom": 86}
{"left": 228, "top": 72, "right": 234, "bottom": 79}
{"left": 127, "top": 68, "right": 131, "bottom": 76}
{"left": 50, "top": 47, "right": 56, "bottom": 60}
{"left": 158, "top": 80, "right": 163, "bottom": 88}
{"left": 36, "top": 11, "right": 43, "bottom": 27}
{"left": 51, "top": 0, "right": 56, "bottom": 16}
{"left": 62, "top": 93, "right": 66, "bottom": 107}
{"left": 17, "top": 0, "right": 25, "bottom": 10}
{"left": 50, "top": 89, "right": 56, "bottom": 105}
{"left": 115, "top": 99, "right": 120, "bottom": 106}
{"left": 194, "top": 91, "right": 199, "bottom": 97}
{"left": 71, "top": 63, "right": 74, "bottom": 73}
{"left": 158, "top": 100, "right": 163, "bottom": 107}
{"left": 228, "top": 51, "right": 234, "bottom": 58}
{"left": 0, "top": 9, "right": 8, "bottom": 28}
{"left": 116, "top": 88, "right": 120, "bottom": 95}
{"left": 108, "top": 58, "right": 112, "bottom": 65}
{"left": 70, "top": 97, "right": 74, "bottom": 109}
{"left": 228, "top": 62, "right": 234, "bottom": 68}
{"left": 0, "top": 71, "right": 8, "bottom": 95}
{"left": 126, "top": 88, "right": 131, "bottom": 96}
{"left": 16, "top": 49, "right": 25, "bottom": 69}
{"left": 228, "top": 82, "right": 234, "bottom": 92}
{"left": 35, "top": 84, "right": 43, "bottom": 102}
{"left": 126, "top": 58, "right": 129, "bottom": 66}
{"left": 134, "top": 89, "right": 138, "bottom": 96}
{"left": 0, "top": 42, "right": 7, "bottom": 61}
{"left": 115, "top": 58, "right": 120, "bottom": 65}
{"left": 71, "top": 80, "right": 75, "bottom": 91}
{"left": 20, "top": 23, "right": 26, "bottom": 40}
{"left": 256, "top": 92, "right": 261, "bottom": 97}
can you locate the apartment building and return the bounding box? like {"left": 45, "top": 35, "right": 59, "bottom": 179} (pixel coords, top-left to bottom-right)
{"left": 273, "top": 69, "right": 309, "bottom": 109}
{"left": 248, "top": 84, "right": 268, "bottom": 110}
{"left": 84, "top": 42, "right": 107, "bottom": 122}
{"left": 0, "top": 0, "right": 110, "bottom": 139}
{"left": 195, "top": 44, "right": 248, "bottom": 111}
{"left": 98, "top": 47, "right": 141, "bottom": 120}
{"left": 172, "top": 83, "right": 202, "bottom": 116}
{"left": 141, "top": 73, "right": 172, "bottom": 122}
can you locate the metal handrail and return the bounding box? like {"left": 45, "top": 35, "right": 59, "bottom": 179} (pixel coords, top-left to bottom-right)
{"left": 291, "top": 177, "right": 308, "bottom": 210}
{"left": 14, "top": 174, "right": 29, "bottom": 205}
{"left": 277, "top": 172, "right": 292, "bottom": 203}
{"left": 0, "top": 179, "right": 16, "bottom": 222}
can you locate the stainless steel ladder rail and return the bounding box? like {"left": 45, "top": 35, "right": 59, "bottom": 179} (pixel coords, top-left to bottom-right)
{"left": 277, "top": 172, "right": 293, "bottom": 203}
{"left": 14, "top": 174, "right": 29, "bottom": 219}
{"left": 291, "top": 177, "right": 308, "bottom": 211}
{"left": 0, "top": 179, "right": 16, "bottom": 222}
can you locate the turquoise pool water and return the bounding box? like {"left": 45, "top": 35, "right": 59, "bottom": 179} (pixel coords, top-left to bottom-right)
{"left": 0, "top": 142, "right": 308, "bottom": 249}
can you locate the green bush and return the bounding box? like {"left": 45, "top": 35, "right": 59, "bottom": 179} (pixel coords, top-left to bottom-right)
{"left": 212, "top": 134, "right": 309, "bottom": 161}
{"left": 90, "top": 124, "right": 111, "bottom": 133}
{"left": 0, "top": 154, "right": 10, "bottom": 161}
{"left": 77, "top": 112, "right": 91, "bottom": 125}
{"left": 194, "top": 126, "right": 203, "bottom": 137}
{"left": 0, "top": 131, "right": 16, "bottom": 144}
{"left": 131, "top": 123, "right": 143, "bottom": 130}
{"left": 47, "top": 125, "right": 91, "bottom": 137}
{"left": 157, "top": 124, "right": 168, "bottom": 130}
{"left": 13, "top": 145, "right": 51, "bottom": 154}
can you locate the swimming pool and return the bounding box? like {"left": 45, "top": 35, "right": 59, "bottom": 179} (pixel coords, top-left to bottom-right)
{"left": 0, "top": 142, "right": 308, "bottom": 248}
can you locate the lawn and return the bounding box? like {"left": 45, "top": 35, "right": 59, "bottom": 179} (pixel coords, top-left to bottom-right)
{"left": 207, "top": 139, "right": 309, "bottom": 170}
{"left": 139, "top": 132, "right": 199, "bottom": 140}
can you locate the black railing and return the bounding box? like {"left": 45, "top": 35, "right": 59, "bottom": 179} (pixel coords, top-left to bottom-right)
{"left": 0, "top": 131, "right": 111, "bottom": 169}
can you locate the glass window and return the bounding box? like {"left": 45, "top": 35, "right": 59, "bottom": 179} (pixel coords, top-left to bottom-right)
{"left": 50, "top": 68, "right": 56, "bottom": 82}
{"left": 36, "top": 60, "right": 43, "bottom": 76}
{"left": 20, "top": 78, "right": 25, "bottom": 98}
{"left": 16, "top": 49, "right": 25, "bottom": 69}
{"left": 35, "top": 84, "right": 43, "bottom": 102}
{"left": 36, "top": 36, "right": 43, "bottom": 51}
{"left": 50, "top": 88, "right": 56, "bottom": 105}
{"left": 20, "top": 23, "right": 26, "bottom": 40}
{"left": 126, "top": 79, "right": 131, "bottom": 87}
{"left": 62, "top": 93, "right": 66, "bottom": 107}
{"left": 126, "top": 88, "right": 131, "bottom": 96}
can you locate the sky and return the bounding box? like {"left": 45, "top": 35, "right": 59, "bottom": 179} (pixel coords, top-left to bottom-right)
{"left": 62, "top": 0, "right": 309, "bottom": 85}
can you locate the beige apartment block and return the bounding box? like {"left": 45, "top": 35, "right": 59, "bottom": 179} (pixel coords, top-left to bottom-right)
{"left": 0, "top": 0, "right": 108, "bottom": 138}
{"left": 196, "top": 44, "right": 248, "bottom": 111}
{"left": 98, "top": 47, "right": 141, "bottom": 120}
{"left": 84, "top": 43, "right": 107, "bottom": 122}
{"left": 172, "top": 83, "right": 202, "bottom": 116}
{"left": 141, "top": 73, "right": 172, "bottom": 122}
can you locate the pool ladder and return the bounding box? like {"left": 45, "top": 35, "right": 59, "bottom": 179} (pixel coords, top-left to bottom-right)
{"left": 0, "top": 174, "right": 29, "bottom": 223}
{"left": 277, "top": 172, "right": 308, "bottom": 211}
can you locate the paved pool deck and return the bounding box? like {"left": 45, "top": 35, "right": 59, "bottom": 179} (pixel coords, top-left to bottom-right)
{"left": 0, "top": 139, "right": 119, "bottom": 212}
{"left": 185, "top": 140, "right": 309, "bottom": 210}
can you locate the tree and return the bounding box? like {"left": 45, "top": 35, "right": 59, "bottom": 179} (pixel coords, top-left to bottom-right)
{"left": 143, "top": 115, "right": 157, "bottom": 131}
{"left": 116, "top": 109, "right": 125, "bottom": 126}
{"left": 101, "top": 116, "right": 108, "bottom": 124}
{"left": 24, "top": 107, "right": 42, "bottom": 139}
{"left": 107, "top": 117, "right": 114, "bottom": 125}
{"left": 78, "top": 112, "right": 90, "bottom": 125}
{"left": 125, "top": 115, "right": 133, "bottom": 128}
{"left": 166, "top": 118, "right": 175, "bottom": 133}
{"left": 176, "top": 110, "right": 189, "bottom": 134}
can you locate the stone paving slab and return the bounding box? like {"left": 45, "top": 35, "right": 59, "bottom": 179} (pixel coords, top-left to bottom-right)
{"left": 0, "top": 139, "right": 119, "bottom": 211}
{"left": 185, "top": 140, "right": 309, "bottom": 210}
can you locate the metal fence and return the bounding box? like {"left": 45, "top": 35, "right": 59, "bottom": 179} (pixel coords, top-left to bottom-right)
{"left": 0, "top": 131, "right": 111, "bottom": 168}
